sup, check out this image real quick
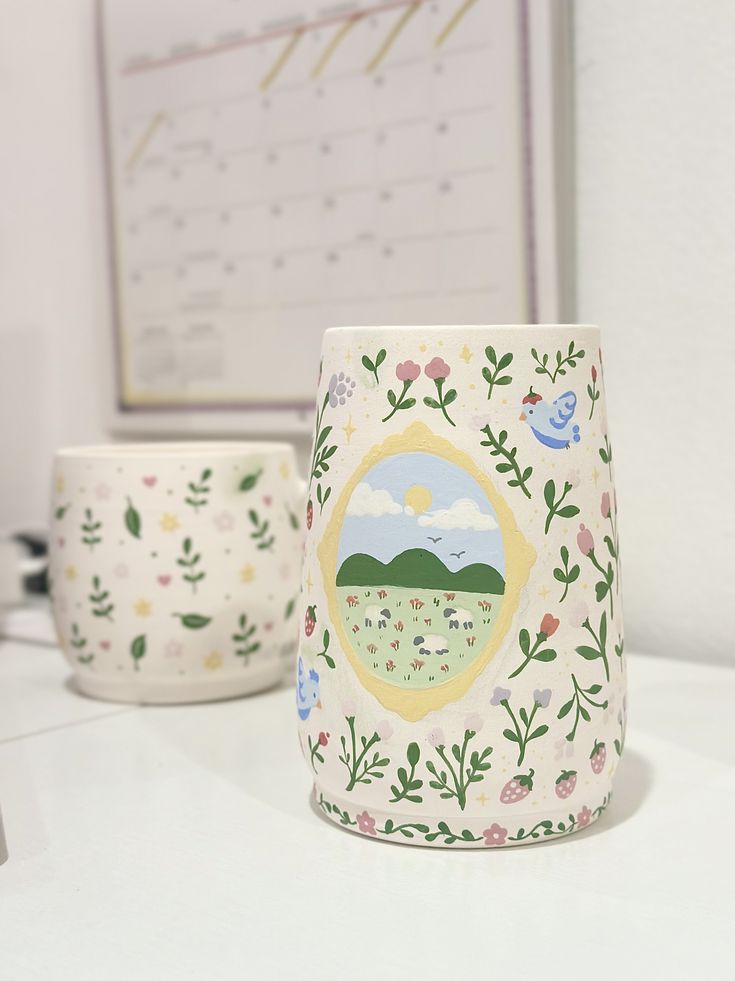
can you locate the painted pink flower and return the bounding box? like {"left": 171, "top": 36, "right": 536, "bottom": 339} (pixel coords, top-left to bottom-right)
{"left": 577, "top": 805, "right": 592, "bottom": 828}
{"left": 376, "top": 720, "right": 393, "bottom": 741}
{"left": 464, "top": 712, "right": 483, "bottom": 734}
{"left": 600, "top": 492, "right": 611, "bottom": 518}
{"left": 569, "top": 601, "right": 589, "bottom": 628}
{"left": 396, "top": 360, "right": 420, "bottom": 382}
{"left": 113, "top": 562, "right": 129, "bottom": 579}
{"left": 591, "top": 365, "right": 598, "bottom": 382}
{"left": 341, "top": 699, "right": 357, "bottom": 718}
{"left": 424, "top": 357, "right": 451, "bottom": 381}
{"left": 356, "top": 810, "right": 377, "bottom": 836}
{"left": 577, "top": 524, "right": 594, "bottom": 556}
{"left": 95, "top": 483, "right": 112, "bottom": 500}
{"left": 426, "top": 726, "right": 445, "bottom": 748}
{"left": 213, "top": 511, "right": 235, "bottom": 532}
{"left": 482, "top": 823, "right": 508, "bottom": 847}
{"left": 165, "top": 639, "right": 183, "bottom": 658}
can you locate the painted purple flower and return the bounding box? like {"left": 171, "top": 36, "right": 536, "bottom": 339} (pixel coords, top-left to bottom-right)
{"left": 577, "top": 805, "right": 592, "bottom": 828}
{"left": 482, "top": 823, "right": 508, "bottom": 847}
{"left": 426, "top": 726, "right": 445, "bottom": 748}
{"left": 490, "top": 686, "right": 511, "bottom": 706}
{"left": 577, "top": 523, "right": 595, "bottom": 556}
{"left": 396, "top": 360, "right": 421, "bottom": 382}
{"left": 533, "top": 688, "right": 552, "bottom": 708}
{"left": 356, "top": 810, "right": 377, "bottom": 836}
{"left": 555, "top": 736, "right": 575, "bottom": 761}
{"left": 424, "top": 356, "right": 451, "bottom": 381}
{"left": 328, "top": 371, "right": 356, "bottom": 407}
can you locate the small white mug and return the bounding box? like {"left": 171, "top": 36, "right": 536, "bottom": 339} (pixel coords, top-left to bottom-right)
{"left": 49, "top": 442, "right": 303, "bottom": 703}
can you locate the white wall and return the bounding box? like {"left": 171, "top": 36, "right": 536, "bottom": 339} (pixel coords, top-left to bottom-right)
{"left": 1, "top": 1, "right": 732, "bottom": 663}
{"left": 0, "top": 0, "right": 108, "bottom": 531}
{"left": 576, "top": 1, "right": 735, "bottom": 663}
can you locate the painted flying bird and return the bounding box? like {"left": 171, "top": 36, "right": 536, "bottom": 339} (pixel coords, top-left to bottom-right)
{"left": 427, "top": 536, "right": 443, "bottom": 543}
{"left": 450, "top": 551, "right": 466, "bottom": 559}
{"left": 519, "top": 388, "right": 581, "bottom": 449}
{"left": 296, "top": 655, "right": 321, "bottom": 720}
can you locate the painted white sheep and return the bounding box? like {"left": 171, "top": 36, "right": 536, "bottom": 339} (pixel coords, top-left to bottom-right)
{"left": 443, "top": 606, "right": 474, "bottom": 630}
{"left": 365, "top": 605, "right": 391, "bottom": 629}
{"left": 413, "top": 633, "right": 449, "bottom": 657}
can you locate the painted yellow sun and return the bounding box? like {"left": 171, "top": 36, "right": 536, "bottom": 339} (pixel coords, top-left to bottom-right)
{"left": 404, "top": 484, "right": 432, "bottom": 515}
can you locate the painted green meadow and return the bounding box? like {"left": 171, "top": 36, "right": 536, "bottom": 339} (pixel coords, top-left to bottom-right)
{"left": 337, "top": 585, "right": 502, "bottom": 690}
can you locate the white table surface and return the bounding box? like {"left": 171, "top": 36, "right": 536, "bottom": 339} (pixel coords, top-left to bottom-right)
{"left": 1, "top": 640, "right": 733, "bottom": 980}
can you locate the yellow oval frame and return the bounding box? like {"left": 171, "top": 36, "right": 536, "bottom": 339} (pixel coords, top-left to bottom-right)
{"left": 318, "top": 421, "right": 536, "bottom": 721}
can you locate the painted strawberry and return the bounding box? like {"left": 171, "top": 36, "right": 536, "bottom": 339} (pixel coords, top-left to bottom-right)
{"left": 590, "top": 740, "right": 607, "bottom": 774}
{"left": 555, "top": 770, "right": 577, "bottom": 799}
{"left": 304, "top": 604, "right": 317, "bottom": 637}
{"left": 306, "top": 499, "right": 313, "bottom": 531}
{"left": 499, "top": 769, "right": 534, "bottom": 804}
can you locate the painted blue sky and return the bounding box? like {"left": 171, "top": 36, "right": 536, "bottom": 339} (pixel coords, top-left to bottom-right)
{"left": 337, "top": 452, "right": 505, "bottom": 575}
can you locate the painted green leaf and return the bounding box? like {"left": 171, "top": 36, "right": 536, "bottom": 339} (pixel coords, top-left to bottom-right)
{"left": 173, "top": 613, "right": 212, "bottom": 629}
{"left": 130, "top": 634, "right": 146, "bottom": 669}
{"left": 124, "top": 498, "right": 141, "bottom": 538}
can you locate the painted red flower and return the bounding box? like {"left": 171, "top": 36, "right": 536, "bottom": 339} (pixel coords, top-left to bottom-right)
{"left": 396, "top": 360, "right": 420, "bottom": 382}
{"left": 591, "top": 365, "right": 598, "bottom": 382}
{"left": 424, "top": 357, "right": 451, "bottom": 381}
{"left": 318, "top": 731, "right": 329, "bottom": 747}
{"left": 522, "top": 388, "right": 542, "bottom": 405}
{"left": 540, "top": 613, "right": 560, "bottom": 638}
{"left": 356, "top": 810, "right": 377, "bottom": 836}
{"left": 482, "top": 823, "right": 508, "bottom": 847}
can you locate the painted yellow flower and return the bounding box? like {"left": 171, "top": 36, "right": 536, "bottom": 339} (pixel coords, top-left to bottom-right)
{"left": 159, "top": 513, "right": 180, "bottom": 532}
{"left": 64, "top": 564, "right": 77, "bottom": 581}
{"left": 204, "top": 651, "right": 223, "bottom": 671}
{"left": 134, "top": 598, "right": 152, "bottom": 617}
{"left": 240, "top": 564, "right": 255, "bottom": 583}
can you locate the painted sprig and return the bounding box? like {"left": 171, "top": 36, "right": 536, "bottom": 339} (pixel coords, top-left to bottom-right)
{"left": 482, "top": 345, "right": 513, "bottom": 399}
{"left": 493, "top": 687, "right": 551, "bottom": 765}
{"left": 531, "top": 340, "right": 585, "bottom": 383}
{"left": 508, "top": 614, "right": 559, "bottom": 678}
{"left": 479, "top": 425, "right": 533, "bottom": 498}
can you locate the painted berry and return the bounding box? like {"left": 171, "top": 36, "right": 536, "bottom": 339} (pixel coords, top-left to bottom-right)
{"left": 499, "top": 769, "right": 534, "bottom": 804}
{"left": 306, "top": 499, "right": 313, "bottom": 531}
{"left": 555, "top": 770, "right": 578, "bottom": 799}
{"left": 590, "top": 740, "right": 607, "bottom": 774}
{"left": 304, "top": 605, "right": 317, "bottom": 637}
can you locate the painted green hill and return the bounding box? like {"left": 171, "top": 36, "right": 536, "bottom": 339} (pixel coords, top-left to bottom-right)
{"left": 336, "top": 548, "right": 505, "bottom": 594}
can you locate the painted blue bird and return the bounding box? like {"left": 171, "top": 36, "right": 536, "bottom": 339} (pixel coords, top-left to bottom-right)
{"left": 519, "top": 388, "right": 581, "bottom": 449}
{"left": 296, "top": 655, "right": 321, "bottom": 720}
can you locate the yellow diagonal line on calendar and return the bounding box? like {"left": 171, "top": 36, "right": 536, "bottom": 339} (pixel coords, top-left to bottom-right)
{"left": 311, "top": 12, "right": 364, "bottom": 79}
{"left": 365, "top": 1, "right": 421, "bottom": 73}
{"left": 125, "top": 111, "right": 165, "bottom": 172}
{"left": 435, "top": 0, "right": 479, "bottom": 47}
{"left": 260, "top": 28, "right": 305, "bottom": 90}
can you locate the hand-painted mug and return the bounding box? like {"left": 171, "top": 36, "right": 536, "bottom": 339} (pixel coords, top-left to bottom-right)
{"left": 297, "top": 326, "right": 625, "bottom": 847}
{"left": 49, "top": 443, "right": 303, "bottom": 703}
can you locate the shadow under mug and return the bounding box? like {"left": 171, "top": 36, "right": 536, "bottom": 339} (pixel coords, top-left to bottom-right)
{"left": 49, "top": 442, "right": 303, "bottom": 704}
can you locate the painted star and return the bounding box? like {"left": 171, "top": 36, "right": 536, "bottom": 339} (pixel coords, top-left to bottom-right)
{"left": 134, "top": 598, "right": 152, "bottom": 617}
{"left": 305, "top": 570, "right": 314, "bottom": 592}
{"left": 55, "top": 474, "right": 65, "bottom": 493}
{"left": 342, "top": 415, "right": 357, "bottom": 443}
{"left": 538, "top": 585, "right": 551, "bottom": 600}
{"left": 279, "top": 462, "right": 290, "bottom": 480}
{"left": 476, "top": 793, "right": 489, "bottom": 806}
{"left": 592, "top": 466, "right": 600, "bottom": 486}
{"left": 64, "top": 565, "right": 77, "bottom": 581}
{"left": 344, "top": 349, "right": 352, "bottom": 364}
{"left": 240, "top": 564, "right": 255, "bottom": 583}
{"left": 459, "top": 344, "right": 472, "bottom": 363}
{"left": 204, "top": 651, "right": 223, "bottom": 671}
{"left": 159, "top": 513, "right": 180, "bottom": 532}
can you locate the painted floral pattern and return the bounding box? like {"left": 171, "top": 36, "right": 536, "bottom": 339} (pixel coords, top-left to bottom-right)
{"left": 298, "top": 326, "right": 625, "bottom": 847}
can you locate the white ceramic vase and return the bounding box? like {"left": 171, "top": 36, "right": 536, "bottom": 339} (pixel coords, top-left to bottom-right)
{"left": 49, "top": 442, "right": 303, "bottom": 703}
{"left": 297, "top": 326, "right": 625, "bottom": 847}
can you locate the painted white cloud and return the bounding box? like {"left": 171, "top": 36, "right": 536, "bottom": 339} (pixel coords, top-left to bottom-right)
{"left": 417, "top": 498, "right": 499, "bottom": 532}
{"left": 347, "top": 482, "right": 403, "bottom": 518}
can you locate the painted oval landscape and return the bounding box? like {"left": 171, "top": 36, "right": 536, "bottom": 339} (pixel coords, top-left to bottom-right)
{"left": 336, "top": 451, "right": 506, "bottom": 691}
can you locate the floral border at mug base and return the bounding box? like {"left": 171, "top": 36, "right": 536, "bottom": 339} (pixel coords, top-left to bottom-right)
{"left": 311, "top": 784, "right": 612, "bottom": 848}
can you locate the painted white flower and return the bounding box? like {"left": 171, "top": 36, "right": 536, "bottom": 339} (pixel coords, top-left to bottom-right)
{"left": 426, "top": 726, "right": 445, "bottom": 748}
{"left": 213, "top": 511, "right": 235, "bottom": 532}
{"left": 376, "top": 720, "right": 393, "bottom": 740}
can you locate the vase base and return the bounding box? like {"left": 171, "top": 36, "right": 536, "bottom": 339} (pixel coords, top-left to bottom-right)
{"left": 311, "top": 783, "right": 612, "bottom": 848}
{"left": 70, "top": 661, "right": 285, "bottom": 705}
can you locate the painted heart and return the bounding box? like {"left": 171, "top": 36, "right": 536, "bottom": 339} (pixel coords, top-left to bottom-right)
{"left": 157, "top": 575, "right": 171, "bottom": 586}
{"left": 263, "top": 495, "right": 273, "bottom": 506}
{"left": 264, "top": 621, "right": 274, "bottom": 632}
{"left": 100, "top": 640, "right": 111, "bottom": 650}
{"left": 143, "top": 476, "right": 157, "bottom": 487}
